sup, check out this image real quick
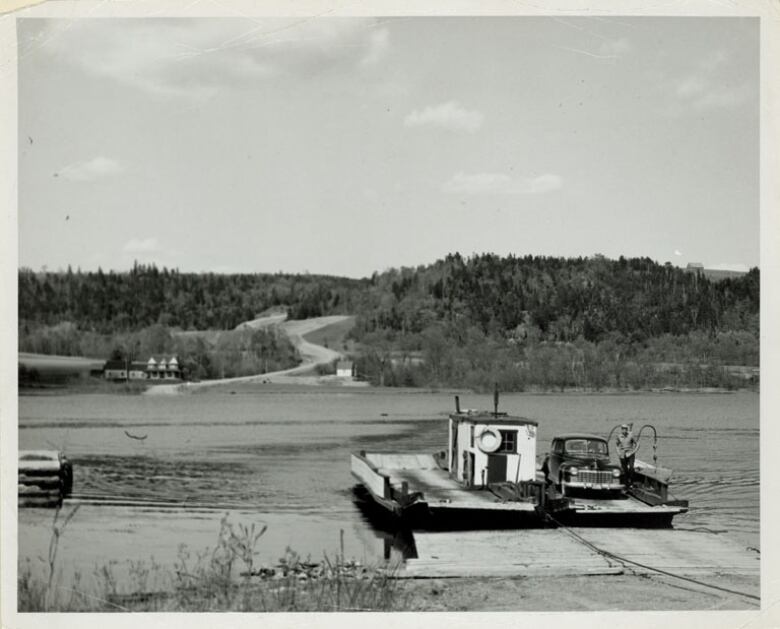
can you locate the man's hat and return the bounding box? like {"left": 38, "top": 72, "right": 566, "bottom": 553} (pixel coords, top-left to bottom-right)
{"left": 620, "top": 423, "right": 629, "bottom": 429}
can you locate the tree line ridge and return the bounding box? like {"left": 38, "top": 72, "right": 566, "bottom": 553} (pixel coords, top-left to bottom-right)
{"left": 18, "top": 254, "right": 759, "bottom": 390}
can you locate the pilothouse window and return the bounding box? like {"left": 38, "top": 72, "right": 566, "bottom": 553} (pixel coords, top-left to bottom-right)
{"left": 497, "top": 430, "right": 517, "bottom": 453}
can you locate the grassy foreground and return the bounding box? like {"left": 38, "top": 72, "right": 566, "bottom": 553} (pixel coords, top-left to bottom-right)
{"left": 18, "top": 509, "right": 409, "bottom": 612}
{"left": 17, "top": 506, "right": 759, "bottom": 613}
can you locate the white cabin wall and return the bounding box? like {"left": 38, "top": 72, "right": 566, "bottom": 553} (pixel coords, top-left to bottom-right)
{"left": 472, "top": 425, "right": 488, "bottom": 484}
{"left": 450, "top": 419, "right": 539, "bottom": 486}
{"left": 504, "top": 454, "right": 521, "bottom": 482}
{"left": 456, "top": 422, "right": 472, "bottom": 483}
{"left": 447, "top": 419, "right": 454, "bottom": 474}
{"left": 516, "top": 426, "right": 537, "bottom": 481}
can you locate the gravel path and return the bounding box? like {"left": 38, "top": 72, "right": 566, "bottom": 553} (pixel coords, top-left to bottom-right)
{"left": 144, "top": 315, "right": 354, "bottom": 395}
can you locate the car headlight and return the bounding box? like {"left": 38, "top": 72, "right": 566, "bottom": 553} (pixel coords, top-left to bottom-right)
{"left": 569, "top": 467, "right": 578, "bottom": 476}
{"left": 612, "top": 469, "right": 621, "bottom": 478}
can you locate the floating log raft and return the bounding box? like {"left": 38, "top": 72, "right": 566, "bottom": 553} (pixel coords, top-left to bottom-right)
{"left": 18, "top": 450, "right": 72, "bottom": 508}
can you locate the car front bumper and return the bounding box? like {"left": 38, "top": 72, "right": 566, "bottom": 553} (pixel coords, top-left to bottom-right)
{"left": 563, "top": 480, "right": 624, "bottom": 491}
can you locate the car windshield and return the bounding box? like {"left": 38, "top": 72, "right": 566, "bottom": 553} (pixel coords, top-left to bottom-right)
{"left": 565, "top": 439, "right": 607, "bottom": 455}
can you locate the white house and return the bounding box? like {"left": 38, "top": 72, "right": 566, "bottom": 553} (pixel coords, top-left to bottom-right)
{"left": 105, "top": 356, "right": 182, "bottom": 381}
{"left": 103, "top": 361, "right": 128, "bottom": 381}
{"left": 146, "top": 356, "right": 182, "bottom": 380}
{"left": 336, "top": 360, "right": 356, "bottom": 378}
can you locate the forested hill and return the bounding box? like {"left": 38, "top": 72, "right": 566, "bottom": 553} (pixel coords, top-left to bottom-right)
{"left": 354, "top": 253, "right": 758, "bottom": 343}
{"left": 349, "top": 254, "right": 758, "bottom": 390}
{"left": 18, "top": 264, "right": 369, "bottom": 332}
{"left": 19, "top": 255, "right": 758, "bottom": 337}
{"left": 18, "top": 254, "right": 759, "bottom": 390}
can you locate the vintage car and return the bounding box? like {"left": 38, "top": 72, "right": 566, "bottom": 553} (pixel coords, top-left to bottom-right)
{"left": 541, "top": 433, "right": 623, "bottom": 496}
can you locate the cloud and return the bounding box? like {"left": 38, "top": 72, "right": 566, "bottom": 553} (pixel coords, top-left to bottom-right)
{"left": 404, "top": 101, "right": 484, "bottom": 133}
{"left": 675, "top": 76, "right": 708, "bottom": 99}
{"left": 32, "top": 18, "right": 390, "bottom": 97}
{"left": 674, "top": 250, "right": 683, "bottom": 257}
{"left": 598, "top": 38, "right": 632, "bottom": 57}
{"left": 123, "top": 237, "right": 161, "bottom": 254}
{"left": 442, "top": 172, "right": 563, "bottom": 195}
{"left": 674, "top": 76, "right": 752, "bottom": 111}
{"left": 58, "top": 156, "right": 123, "bottom": 181}
{"left": 691, "top": 84, "right": 753, "bottom": 110}
{"left": 700, "top": 49, "right": 729, "bottom": 73}
{"left": 671, "top": 49, "right": 754, "bottom": 112}
{"left": 360, "top": 28, "right": 390, "bottom": 67}
{"left": 556, "top": 37, "right": 631, "bottom": 63}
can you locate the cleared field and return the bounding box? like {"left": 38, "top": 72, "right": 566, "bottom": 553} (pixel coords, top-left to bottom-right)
{"left": 18, "top": 353, "right": 104, "bottom": 375}
{"left": 300, "top": 315, "right": 356, "bottom": 352}
{"left": 171, "top": 313, "right": 288, "bottom": 345}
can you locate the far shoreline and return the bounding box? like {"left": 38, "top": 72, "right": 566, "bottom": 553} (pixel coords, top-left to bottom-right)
{"left": 17, "top": 376, "right": 759, "bottom": 397}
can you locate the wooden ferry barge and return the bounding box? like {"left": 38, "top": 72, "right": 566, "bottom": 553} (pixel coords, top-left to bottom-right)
{"left": 351, "top": 396, "right": 688, "bottom": 529}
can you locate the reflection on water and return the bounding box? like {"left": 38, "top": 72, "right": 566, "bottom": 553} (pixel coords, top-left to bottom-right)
{"left": 351, "top": 486, "right": 418, "bottom": 559}
{"left": 18, "top": 388, "right": 759, "bottom": 574}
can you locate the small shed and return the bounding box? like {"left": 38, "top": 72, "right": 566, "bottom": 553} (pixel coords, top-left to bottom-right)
{"left": 336, "top": 360, "right": 355, "bottom": 378}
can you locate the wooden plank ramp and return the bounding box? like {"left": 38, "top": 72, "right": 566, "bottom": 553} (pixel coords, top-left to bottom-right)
{"left": 377, "top": 466, "right": 537, "bottom": 512}
{"left": 401, "top": 530, "right": 622, "bottom": 578}
{"left": 399, "top": 529, "right": 758, "bottom": 578}
{"left": 571, "top": 528, "right": 759, "bottom": 576}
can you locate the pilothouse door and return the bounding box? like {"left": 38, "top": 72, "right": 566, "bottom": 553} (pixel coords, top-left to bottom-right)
{"left": 486, "top": 454, "right": 507, "bottom": 483}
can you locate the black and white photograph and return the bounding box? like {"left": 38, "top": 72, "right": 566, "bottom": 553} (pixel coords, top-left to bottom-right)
{"left": 1, "top": 1, "right": 777, "bottom": 626}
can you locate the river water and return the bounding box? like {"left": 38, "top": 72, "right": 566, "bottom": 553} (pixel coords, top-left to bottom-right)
{"left": 17, "top": 387, "right": 759, "bottom": 586}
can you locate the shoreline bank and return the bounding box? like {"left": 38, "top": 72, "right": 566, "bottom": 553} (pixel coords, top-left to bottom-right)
{"left": 17, "top": 547, "right": 759, "bottom": 612}
{"left": 18, "top": 377, "right": 759, "bottom": 396}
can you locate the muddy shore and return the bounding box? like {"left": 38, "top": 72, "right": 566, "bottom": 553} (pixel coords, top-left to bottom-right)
{"left": 402, "top": 572, "right": 759, "bottom": 611}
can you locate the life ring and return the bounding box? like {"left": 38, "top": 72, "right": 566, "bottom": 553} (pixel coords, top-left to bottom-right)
{"left": 477, "top": 428, "right": 502, "bottom": 453}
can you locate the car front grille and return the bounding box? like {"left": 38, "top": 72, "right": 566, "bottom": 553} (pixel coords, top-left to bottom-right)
{"left": 576, "top": 470, "right": 615, "bottom": 484}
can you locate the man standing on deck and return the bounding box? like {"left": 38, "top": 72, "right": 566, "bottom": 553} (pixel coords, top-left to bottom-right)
{"left": 616, "top": 424, "right": 638, "bottom": 487}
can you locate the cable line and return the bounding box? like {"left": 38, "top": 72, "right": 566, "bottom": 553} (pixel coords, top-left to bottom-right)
{"left": 543, "top": 513, "right": 760, "bottom": 602}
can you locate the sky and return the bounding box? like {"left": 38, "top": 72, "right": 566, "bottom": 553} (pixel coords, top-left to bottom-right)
{"left": 17, "top": 16, "right": 760, "bottom": 278}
